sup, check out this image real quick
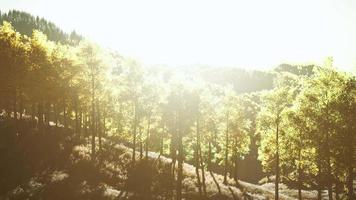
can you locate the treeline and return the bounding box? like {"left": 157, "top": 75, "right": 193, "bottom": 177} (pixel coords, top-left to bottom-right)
{"left": 0, "top": 10, "right": 82, "bottom": 44}
{"left": 0, "top": 20, "right": 355, "bottom": 200}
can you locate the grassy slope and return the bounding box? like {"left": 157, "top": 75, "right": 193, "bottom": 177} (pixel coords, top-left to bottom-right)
{"left": 102, "top": 142, "right": 315, "bottom": 200}
{"left": 1, "top": 120, "right": 324, "bottom": 200}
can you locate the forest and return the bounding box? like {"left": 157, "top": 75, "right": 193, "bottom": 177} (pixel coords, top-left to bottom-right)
{"left": 0, "top": 10, "right": 355, "bottom": 200}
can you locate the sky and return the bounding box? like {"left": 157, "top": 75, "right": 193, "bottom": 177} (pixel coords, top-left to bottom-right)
{"left": 1, "top": 0, "right": 356, "bottom": 72}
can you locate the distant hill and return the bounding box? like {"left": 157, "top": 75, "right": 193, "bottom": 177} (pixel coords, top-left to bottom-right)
{"left": 0, "top": 10, "right": 82, "bottom": 44}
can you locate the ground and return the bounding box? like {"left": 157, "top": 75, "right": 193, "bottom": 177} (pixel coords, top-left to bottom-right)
{"left": 0, "top": 119, "right": 347, "bottom": 200}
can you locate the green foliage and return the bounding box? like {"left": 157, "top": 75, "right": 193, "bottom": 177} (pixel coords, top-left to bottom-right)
{"left": 257, "top": 59, "right": 356, "bottom": 198}
{"left": 0, "top": 10, "right": 82, "bottom": 44}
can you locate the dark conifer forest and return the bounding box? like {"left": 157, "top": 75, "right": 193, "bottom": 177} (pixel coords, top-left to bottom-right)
{"left": 0, "top": 8, "right": 355, "bottom": 200}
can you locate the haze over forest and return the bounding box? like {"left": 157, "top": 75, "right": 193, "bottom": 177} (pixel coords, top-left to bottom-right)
{"left": 0, "top": 2, "right": 355, "bottom": 200}
{"left": 2, "top": 0, "right": 356, "bottom": 72}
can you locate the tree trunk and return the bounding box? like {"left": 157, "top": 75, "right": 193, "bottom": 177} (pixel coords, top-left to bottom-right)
{"left": 317, "top": 157, "right": 322, "bottom": 200}
{"left": 298, "top": 148, "right": 302, "bottom": 200}
{"left": 139, "top": 125, "right": 143, "bottom": 160}
{"left": 54, "top": 103, "right": 58, "bottom": 127}
{"left": 13, "top": 89, "right": 17, "bottom": 120}
{"left": 84, "top": 114, "right": 87, "bottom": 137}
{"left": 78, "top": 110, "right": 82, "bottom": 137}
{"left": 145, "top": 113, "right": 151, "bottom": 158}
{"left": 31, "top": 103, "right": 36, "bottom": 127}
{"left": 234, "top": 154, "right": 238, "bottom": 184}
{"left": 335, "top": 177, "right": 340, "bottom": 200}
{"left": 75, "top": 97, "right": 79, "bottom": 135}
{"left": 101, "top": 109, "right": 105, "bottom": 152}
{"left": 195, "top": 116, "right": 202, "bottom": 196}
{"left": 176, "top": 124, "right": 183, "bottom": 200}
{"left": 19, "top": 92, "right": 23, "bottom": 120}
{"left": 195, "top": 145, "right": 202, "bottom": 196}
{"left": 223, "top": 111, "right": 229, "bottom": 184}
{"left": 91, "top": 67, "right": 96, "bottom": 160}
{"left": 45, "top": 102, "right": 50, "bottom": 126}
{"left": 117, "top": 104, "right": 122, "bottom": 134}
{"left": 324, "top": 99, "right": 332, "bottom": 200}
{"left": 132, "top": 101, "right": 137, "bottom": 163}
{"left": 199, "top": 147, "right": 207, "bottom": 196}
{"left": 97, "top": 104, "right": 102, "bottom": 152}
{"left": 38, "top": 101, "right": 44, "bottom": 129}
{"left": 326, "top": 139, "right": 332, "bottom": 200}
{"left": 160, "top": 125, "right": 165, "bottom": 156}
{"left": 91, "top": 102, "right": 96, "bottom": 160}
{"left": 208, "top": 141, "right": 221, "bottom": 194}
{"left": 171, "top": 115, "right": 178, "bottom": 178}
{"left": 63, "top": 98, "right": 67, "bottom": 129}
{"left": 171, "top": 145, "right": 177, "bottom": 179}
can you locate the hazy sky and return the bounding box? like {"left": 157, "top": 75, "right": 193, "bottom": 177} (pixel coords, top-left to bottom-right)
{"left": 2, "top": 0, "right": 356, "bottom": 72}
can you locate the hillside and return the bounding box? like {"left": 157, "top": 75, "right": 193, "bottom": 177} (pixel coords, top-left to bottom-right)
{"left": 0, "top": 119, "right": 324, "bottom": 200}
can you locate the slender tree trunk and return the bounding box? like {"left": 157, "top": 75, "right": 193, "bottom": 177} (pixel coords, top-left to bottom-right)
{"left": 195, "top": 145, "right": 202, "bottom": 196}
{"left": 195, "top": 116, "right": 202, "bottom": 196}
{"left": 199, "top": 147, "right": 207, "bottom": 196}
{"left": 91, "top": 67, "right": 96, "bottom": 160}
{"left": 117, "top": 104, "right": 122, "bottom": 134}
{"left": 317, "top": 157, "right": 322, "bottom": 200}
{"left": 38, "top": 101, "right": 44, "bottom": 129}
{"left": 335, "top": 169, "right": 340, "bottom": 200}
{"left": 31, "top": 103, "right": 35, "bottom": 122}
{"left": 97, "top": 104, "right": 102, "bottom": 152}
{"left": 13, "top": 89, "right": 17, "bottom": 120}
{"left": 91, "top": 119, "right": 96, "bottom": 160}
{"left": 18, "top": 91, "right": 23, "bottom": 135}
{"left": 208, "top": 141, "right": 221, "bottom": 194}
{"left": 232, "top": 140, "right": 238, "bottom": 184}
{"left": 78, "top": 110, "right": 82, "bottom": 137}
{"left": 324, "top": 98, "right": 332, "bottom": 200}
{"left": 176, "top": 121, "right": 183, "bottom": 200}
{"left": 298, "top": 148, "right": 302, "bottom": 200}
{"left": 91, "top": 102, "right": 95, "bottom": 160}
{"left": 84, "top": 114, "right": 88, "bottom": 138}
{"left": 100, "top": 109, "right": 105, "bottom": 152}
{"left": 45, "top": 102, "right": 50, "bottom": 126}
{"left": 139, "top": 125, "right": 143, "bottom": 160}
{"left": 275, "top": 121, "right": 279, "bottom": 200}
{"left": 160, "top": 125, "right": 165, "bottom": 156}
{"left": 19, "top": 91, "right": 23, "bottom": 120}
{"left": 223, "top": 111, "right": 229, "bottom": 184}
{"left": 54, "top": 103, "right": 58, "bottom": 127}
{"left": 63, "top": 98, "right": 67, "bottom": 129}
{"left": 197, "top": 115, "right": 206, "bottom": 196}
{"left": 171, "top": 116, "right": 178, "bottom": 178}
{"left": 4, "top": 91, "right": 9, "bottom": 119}
{"left": 30, "top": 103, "right": 34, "bottom": 121}
{"left": 145, "top": 113, "right": 151, "bottom": 158}
{"left": 132, "top": 101, "right": 137, "bottom": 163}
{"left": 326, "top": 142, "right": 332, "bottom": 200}
{"left": 171, "top": 146, "right": 177, "bottom": 179}
{"left": 234, "top": 153, "right": 238, "bottom": 184}
{"left": 75, "top": 97, "right": 79, "bottom": 135}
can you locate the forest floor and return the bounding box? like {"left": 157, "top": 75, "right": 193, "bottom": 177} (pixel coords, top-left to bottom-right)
{"left": 104, "top": 143, "right": 325, "bottom": 200}
{"left": 0, "top": 120, "right": 333, "bottom": 200}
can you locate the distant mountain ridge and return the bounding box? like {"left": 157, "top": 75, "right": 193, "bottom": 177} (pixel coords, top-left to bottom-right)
{"left": 0, "top": 10, "right": 82, "bottom": 44}
{"left": 0, "top": 9, "right": 316, "bottom": 95}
